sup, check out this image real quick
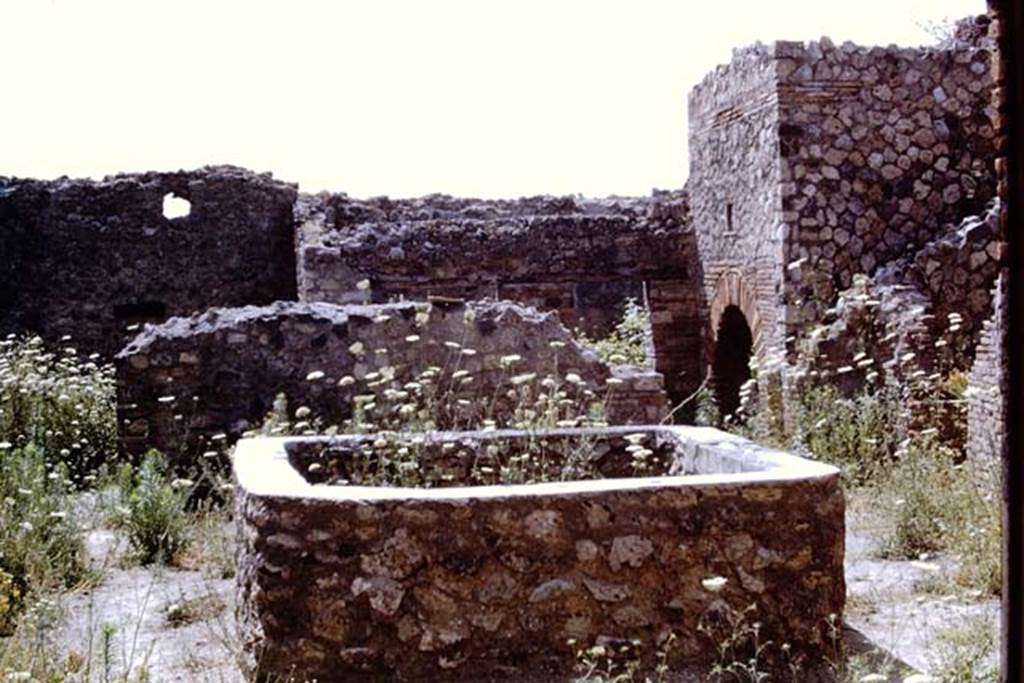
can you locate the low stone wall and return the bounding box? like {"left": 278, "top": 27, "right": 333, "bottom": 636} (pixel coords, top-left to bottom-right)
{"left": 116, "top": 300, "right": 667, "bottom": 464}
{"left": 295, "top": 191, "right": 703, "bottom": 406}
{"left": 233, "top": 426, "right": 844, "bottom": 681}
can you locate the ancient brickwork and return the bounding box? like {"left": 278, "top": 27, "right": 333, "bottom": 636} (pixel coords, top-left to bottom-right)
{"left": 688, "top": 45, "right": 786, "bottom": 361}
{"left": 234, "top": 427, "right": 844, "bottom": 681}
{"left": 967, "top": 273, "right": 1005, "bottom": 490}
{"left": 776, "top": 36, "right": 997, "bottom": 334}
{"left": 0, "top": 166, "right": 298, "bottom": 356}
{"left": 116, "top": 301, "right": 668, "bottom": 463}
{"left": 296, "top": 191, "right": 702, "bottom": 406}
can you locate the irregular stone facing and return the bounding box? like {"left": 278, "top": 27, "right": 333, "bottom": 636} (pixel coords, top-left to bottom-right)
{"left": 688, "top": 28, "right": 998, "bottom": 365}
{"left": 0, "top": 166, "right": 298, "bottom": 356}
{"left": 875, "top": 199, "right": 1003, "bottom": 347}
{"left": 295, "top": 191, "right": 703, "bottom": 407}
{"left": 776, "top": 34, "right": 997, "bottom": 334}
{"left": 967, "top": 272, "right": 1006, "bottom": 491}
{"left": 233, "top": 426, "right": 845, "bottom": 681}
{"left": 116, "top": 300, "right": 668, "bottom": 464}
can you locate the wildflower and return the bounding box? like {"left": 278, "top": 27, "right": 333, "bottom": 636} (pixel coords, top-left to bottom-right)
{"left": 338, "top": 375, "right": 356, "bottom": 387}
{"left": 701, "top": 576, "right": 728, "bottom": 593}
{"left": 356, "top": 279, "right": 371, "bottom": 291}
{"left": 565, "top": 373, "right": 583, "bottom": 385}
{"left": 305, "top": 370, "right": 325, "bottom": 381}
{"left": 500, "top": 354, "right": 523, "bottom": 368}
{"left": 157, "top": 395, "right": 176, "bottom": 403}
{"left": 548, "top": 340, "right": 566, "bottom": 349}
{"left": 202, "top": 451, "right": 219, "bottom": 459}
{"left": 858, "top": 675, "right": 887, "bottom": 682}
{"left": 295, "top": 406, "right": 312, "bottom": 419}
{"left": 461, "top": 348, "right": 478, "bottom": 356}
{"left": 510, "top": 373, "right": 536, "bottom": 385}
{"left": 373, "top": 314, "right": 391, "bottom": 324}
{"left": 405, "top": 335, "right": 421, "bottom": 343}
{"left": 0, "top": 442, "right": 10, "bottom": 450}
{"left": 605, "top": 377, "right": 624, "bottom": 386}
{"left": 836, "top": 366, "right": 853, "bottom": 374}
{"left": 444, "top": 341, "right": 461, "bottom": 349}
{"left": 349, "top": 341, "right": 366, "bottom": 356}
{"left": 415, "top": 310, "right": 431, "bottom": 325}
{"left": 171, "top": 478, "right": 194, "bottom": 489}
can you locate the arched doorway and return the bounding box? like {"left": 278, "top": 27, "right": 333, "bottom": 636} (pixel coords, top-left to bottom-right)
{"left": 712, "top": 305, "right": 753, "bottom": 417}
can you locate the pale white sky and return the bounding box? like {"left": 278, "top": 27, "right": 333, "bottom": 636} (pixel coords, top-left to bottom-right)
{"left": 2, "top": 0, "right": 984, "bottom": 198}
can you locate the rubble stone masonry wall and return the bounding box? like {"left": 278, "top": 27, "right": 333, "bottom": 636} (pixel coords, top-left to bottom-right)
{"left": 116, "top": 300, "right": 668, "bottom": 463}
{"left": 296, "top": 191, "right": 703, "bottom": 404}
{"left": 775, "top": 36, "right": 997, "bottom": 335}
{"left": 0, "top": 166, "right": 298, "bottom": 356}
{"left": 234, "top": 427, "right": 844, "bottom": 681}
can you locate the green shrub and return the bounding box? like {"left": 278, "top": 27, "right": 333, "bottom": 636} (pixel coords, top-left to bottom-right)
{"left": 879, "top": 437, "right": 1001, "bottom": 594}
{"left": 929, "top": 614, "right": 998, "bottom": 682}
{"left": 793, "top": 383, "right": 901, "bottom": 483}
{"left": 577, "top": 298, "right": 650, "bottom": 366}
{"left": 0, "top": 444, "right": 84, "bottom": 633}
{"left": 0, "top": 335, "right": 117, "bottom": 484}
{"left": 115, "top": 451, "right": 192, "bottom": 565}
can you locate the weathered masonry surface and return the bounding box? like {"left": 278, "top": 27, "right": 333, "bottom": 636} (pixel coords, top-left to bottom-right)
{"left": 234, "top": 426, "right": 844, "bottom": 681}
{"left": 295, "top": 191, "right": 702, "bottom": 404}
{"left": 117, "top": 300, "right": 667, "bottom": 465}
{"left": 0, "top": 14, "right": 1007, "bottom": 468}
{"left": 689, "top": 30, "right": 998, "bottom": 361}
{"left": 0, "top": 167, "right": 298, "bottom": 356}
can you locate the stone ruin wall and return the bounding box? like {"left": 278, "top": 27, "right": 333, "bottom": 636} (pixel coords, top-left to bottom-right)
{"left": 116, "top": 300, "right": 668, "bottom": 464}
{"left": 0, "top": 14, "right": 1007, "bottom": 468}
{"left": 967, "top": 273, "right": 1005, "bottom": 490}
{"left": 0, "top": 167, "right": 298, "bottom": 356}
{"left": 295, "top": 191, "right": 703, "bottom": 406}
{"left": 688, "top": 45, "right": 786, "bottom": 362}
{"left": 235, "top": 429, "right": 844, "bottom": 680}
{"left": 775, "top": 32, "right": 998, "bottom": 340}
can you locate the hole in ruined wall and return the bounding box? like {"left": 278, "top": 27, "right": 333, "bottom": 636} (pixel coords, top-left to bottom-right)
{"left": 726, "top": 203, "right": 734, "bottom": 232}
{"left": 712, "top": 305, "right": 753, "bottom": 418}
{"left": 162, "top": 192, "right": 191, "bottom": 220}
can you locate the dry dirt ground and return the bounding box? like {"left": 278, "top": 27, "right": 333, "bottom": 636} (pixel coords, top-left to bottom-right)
{"left": 40, "top": 497, "right": 998, "bottom": 682}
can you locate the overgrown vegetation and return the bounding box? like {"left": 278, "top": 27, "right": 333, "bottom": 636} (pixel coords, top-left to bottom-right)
{"left": 0, "top": 444, "right": 84, "bottom": 635}
{"left": 729, "top": 292, "right": 1001, "bottom": 603}
{"left": 0, "top": 335, "right": 117, "bottom": 484}
{"left": 111, "top": 450, "right": 193, "bottom": 565}
{"left": 577, "top": 298, "right": 651, "bottom": 366}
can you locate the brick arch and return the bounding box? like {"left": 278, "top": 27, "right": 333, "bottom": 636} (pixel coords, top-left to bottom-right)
{"left": 706, "top": 269, "right": 765, "bottom": 363}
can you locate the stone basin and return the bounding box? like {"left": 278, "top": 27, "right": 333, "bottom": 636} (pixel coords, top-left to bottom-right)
{"left": 233, "top": 425, "right": 844, "bottom": 681}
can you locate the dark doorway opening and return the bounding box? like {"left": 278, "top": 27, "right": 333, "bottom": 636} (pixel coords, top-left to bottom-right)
{"left": 712, "top": 305, "right": 753, "bottom": 418}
